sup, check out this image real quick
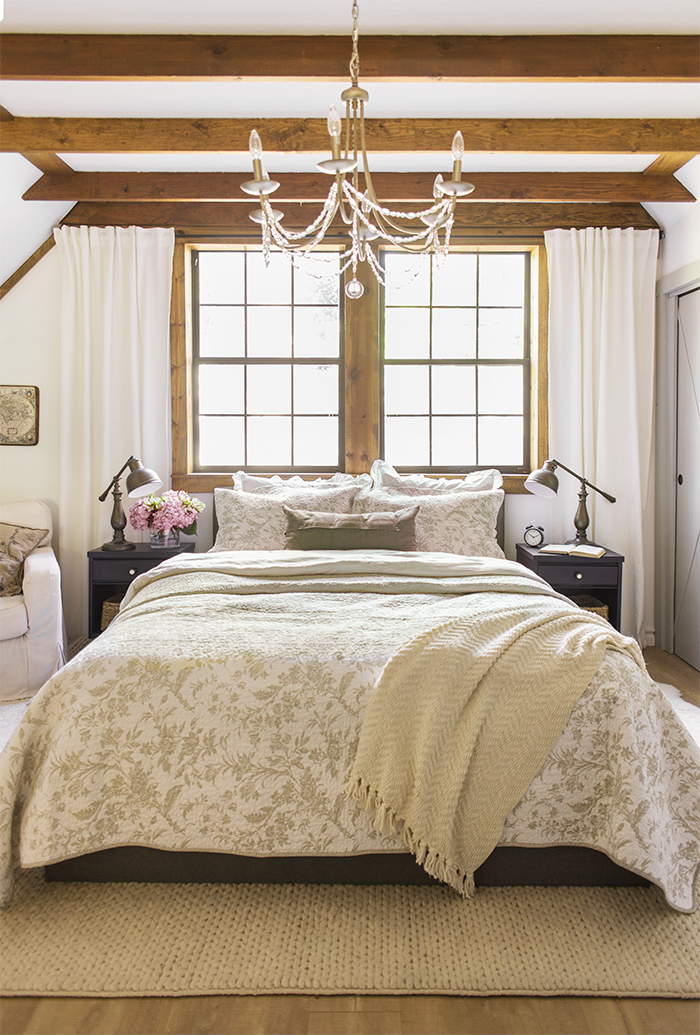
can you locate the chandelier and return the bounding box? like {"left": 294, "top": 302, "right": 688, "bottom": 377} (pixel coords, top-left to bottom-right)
{"left": 241, "top": 1, "right": 474, "bottom": 299}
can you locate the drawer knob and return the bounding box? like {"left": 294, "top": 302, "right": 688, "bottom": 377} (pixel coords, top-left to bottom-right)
{"left": 575, "top": 572, "right": 583, "bottom": 580}
{"left": 129, "top": 568, "right": 136, "bottom": 576}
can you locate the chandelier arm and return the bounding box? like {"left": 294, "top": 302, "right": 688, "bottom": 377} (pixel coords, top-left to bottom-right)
{"left": 336, "top": 181, "right": 354, "bottom": 226}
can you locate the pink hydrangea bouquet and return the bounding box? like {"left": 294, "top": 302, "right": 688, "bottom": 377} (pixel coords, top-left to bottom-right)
{"left": 129, "top": 489, "right": 205, "bottom": 536}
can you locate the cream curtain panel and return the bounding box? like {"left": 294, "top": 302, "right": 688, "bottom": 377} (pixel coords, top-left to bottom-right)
{"left": 54, "top": 225, "right": 175, "bottom": 641}
{"left": 544, "top": 227, "right": 659, "bottom": 644}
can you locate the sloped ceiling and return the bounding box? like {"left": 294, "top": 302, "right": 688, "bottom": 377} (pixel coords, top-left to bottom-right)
{"left": 1, "top": 0, "right": 698, "bottom": 286}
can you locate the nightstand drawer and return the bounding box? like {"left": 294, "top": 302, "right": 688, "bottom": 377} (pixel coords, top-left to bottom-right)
{"left": 91, "top": 558, "right": 160, "bottom": 583}
{"left": 544, "top": 564, "right": 619, "bottom": 589}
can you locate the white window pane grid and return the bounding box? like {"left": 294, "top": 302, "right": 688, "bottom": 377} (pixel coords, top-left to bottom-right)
{"left": 381, "top": 249, "right": 528, "bottom": 470}
{"left": 199, "top": 306, "right": 245, "bottom": 357}
{"left": 199, "top": 365, "right": 244, "bottom": 415}
{"left": 199, "top": 416, "right": 245, "bottom": 468}
{"left": 198, "top": 252, "right": 244, "bottom": 305}
{"left": 247, "top": 416, "right": 292, "bottom": 466}
{"left": 293, "top": 417, "right": 339, "bottom": 466}
{"left": 194, "top": 249, "right": 341, "bottom": 470}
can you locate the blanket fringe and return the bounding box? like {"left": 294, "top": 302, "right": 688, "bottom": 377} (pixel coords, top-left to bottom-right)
{"left": 344, "top": 775, "right": 476, "bottom": 899}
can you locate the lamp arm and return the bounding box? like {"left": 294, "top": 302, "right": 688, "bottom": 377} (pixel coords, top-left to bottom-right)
{"left": 549, "top": 459, "right": 616, "bottom": 505}
{"left": 98, "top": 456, "right": 136, "bottom": 502}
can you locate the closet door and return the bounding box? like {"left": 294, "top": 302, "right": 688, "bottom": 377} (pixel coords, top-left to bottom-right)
{"left": 674, "top": 287, "right": 699, "bottom": 670}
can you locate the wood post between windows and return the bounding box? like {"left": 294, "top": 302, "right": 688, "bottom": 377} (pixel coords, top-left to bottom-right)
{"left": 344, "top": 255, "right": 380, "bottom": 475}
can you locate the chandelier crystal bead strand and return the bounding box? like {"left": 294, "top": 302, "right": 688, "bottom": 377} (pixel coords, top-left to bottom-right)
{"left": 242, "top": 1, "right": 474, "bottom": 298}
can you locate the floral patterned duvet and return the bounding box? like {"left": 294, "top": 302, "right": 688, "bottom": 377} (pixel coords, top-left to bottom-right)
{"left": 1, "top": 550, "right": 698, "bottom": 911}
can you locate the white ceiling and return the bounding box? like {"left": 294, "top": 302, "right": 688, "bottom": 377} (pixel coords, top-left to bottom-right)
{"left": 0, "top": 0, "right": 698, "bottom": 284}
{"left": 2, "top": 0, "right": 699, "bottom": 35}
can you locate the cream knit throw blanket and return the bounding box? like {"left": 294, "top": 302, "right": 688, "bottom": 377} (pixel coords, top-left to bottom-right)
{"left": 346, "top": 593, "right": 645, "bottom": 898}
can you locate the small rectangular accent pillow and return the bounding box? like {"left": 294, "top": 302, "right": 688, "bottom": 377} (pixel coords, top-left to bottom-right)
{"left": 211, "top": 486, "right": 363, "bottom": 551}
{"left": 353, "top": 489, "right": 505, "bottom": 559}
{"left": 283, "top": 506, "right": 419, "bottom": 552}
{"left": 0, "top": 523, "right": 49, "bottom": 597}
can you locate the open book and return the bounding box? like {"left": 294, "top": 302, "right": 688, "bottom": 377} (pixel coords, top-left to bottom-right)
{"left": 539, "top": 543, "right": 606, "bottom": 558}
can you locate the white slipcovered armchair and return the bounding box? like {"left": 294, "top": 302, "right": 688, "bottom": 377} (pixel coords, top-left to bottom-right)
{"left": 0, "top": 501, "right": 65, "bottom": 701}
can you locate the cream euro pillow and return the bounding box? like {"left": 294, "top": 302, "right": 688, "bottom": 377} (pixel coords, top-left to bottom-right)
{"left": 232, "top": 471, "right": 372, "bottom": 494}
{"left": 369, "top": 459, "right": 503, "bottom": 495}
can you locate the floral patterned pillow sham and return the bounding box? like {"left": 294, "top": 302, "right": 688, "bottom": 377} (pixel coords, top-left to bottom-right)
{"left": 353, "top": 489, "right": 505, "bottom": 559}
{"left": 211, "top": 486, "right": 363, "bottom": 551}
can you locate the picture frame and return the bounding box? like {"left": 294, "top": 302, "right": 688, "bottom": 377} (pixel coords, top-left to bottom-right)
{"left": 0, "top": 385, "right": 40, "bottom": 446}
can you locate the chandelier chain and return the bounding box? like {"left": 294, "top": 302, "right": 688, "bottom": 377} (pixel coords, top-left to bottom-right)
{"left": 349, "top": 2, "right": 360, "bottom": 84}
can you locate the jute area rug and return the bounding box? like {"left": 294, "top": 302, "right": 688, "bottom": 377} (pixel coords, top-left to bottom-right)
{"left": 1, "top": 869, "right": 698, "bottom": 998}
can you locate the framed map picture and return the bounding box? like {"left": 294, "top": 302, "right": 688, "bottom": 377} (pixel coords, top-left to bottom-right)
{"left": 0, "top": 386, "right": 40, "bottom": 445}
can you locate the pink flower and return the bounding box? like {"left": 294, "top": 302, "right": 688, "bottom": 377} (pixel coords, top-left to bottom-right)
{"left": 129, "top": 490, "right": 205, "bottom": 536}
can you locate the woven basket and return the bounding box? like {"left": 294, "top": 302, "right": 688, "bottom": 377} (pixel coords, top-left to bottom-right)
{"left": 100, "top": 593, "right": 125, "bottom": 631}
{"left": 571, "top": 594, "right": 609, "bottom": 622}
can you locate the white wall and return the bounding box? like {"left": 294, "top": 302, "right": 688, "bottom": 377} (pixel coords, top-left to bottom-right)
{"left": 0, "top": 154, "right": 73, "bottom": 288}
{"left": 644, "top": 157, "right": 700, "bottom": 282}
{"left": 0, "top": 246, "right": 62, "bottom": 551}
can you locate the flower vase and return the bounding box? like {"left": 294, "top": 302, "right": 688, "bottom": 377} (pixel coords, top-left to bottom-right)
{"left": 149, "top": 528, "right": 181, "bottom": 549}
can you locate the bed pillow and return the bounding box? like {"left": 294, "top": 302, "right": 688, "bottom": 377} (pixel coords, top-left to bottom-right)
{"left": 353, "top": 489, "right": 505, "bottom": 559}
{"left": 0, "top": 523, "right": 49, "bottom": 597}
{"left": 211, "top": 486, "right": 361, "bottom": 551}
{"left": 283, "top": 505, "right": 419, "bottom": 552}
{"left": 232, "top": 471, "right": 372, "bottom": 494}
{"left": 369, "top": 459, "right": 503, "bottom": 495}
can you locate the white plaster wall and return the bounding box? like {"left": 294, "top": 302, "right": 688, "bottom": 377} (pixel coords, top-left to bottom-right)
{"left": 0, "top": 154, "right": 73, "bottom": 288}
{"left": 644, "top": 157, "right": 700, "bottom": 281}
{"left": 0, "top": 246, "right": 62, "bottom": 554}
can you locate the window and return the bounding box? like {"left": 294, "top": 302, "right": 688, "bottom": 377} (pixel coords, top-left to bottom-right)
{"left": 381, "top": 249, "right": 530, "bottom": 473}
{"left": 172, "top": 239, "right": 547, "bottom": 493}
{"left": 192, "top": 246, "right": 343, "bottom": 472}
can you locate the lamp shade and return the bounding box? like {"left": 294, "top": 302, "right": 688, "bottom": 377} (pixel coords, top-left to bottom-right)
{"left": 524, "top": 461, "right": 559, "bottom": 498}
{"left": 125, "top": 458, "right": 162, "bottom": 499}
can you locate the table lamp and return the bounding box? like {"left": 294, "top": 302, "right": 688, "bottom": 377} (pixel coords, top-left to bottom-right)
{"left": 524, "top": 458, "right": 615, "bottom": 547}
{"left": 99, "top": 456, "right": 163, "bottom": 551}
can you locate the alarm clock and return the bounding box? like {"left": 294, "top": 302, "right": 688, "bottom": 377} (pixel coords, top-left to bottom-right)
{"left": 524, "top": 524, "right": 545, "bottom": 548}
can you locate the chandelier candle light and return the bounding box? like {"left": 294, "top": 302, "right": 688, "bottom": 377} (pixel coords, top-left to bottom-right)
{"left": 241, "top": 1, "right": 474, "bottom": 298}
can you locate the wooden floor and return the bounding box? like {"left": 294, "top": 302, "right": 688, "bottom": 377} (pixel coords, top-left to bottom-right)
{"left": 1, "top": 993, "right": 699, "bottom": 1035}
{"left": 1, "top": 649, "right": 698, "bottom": 1035}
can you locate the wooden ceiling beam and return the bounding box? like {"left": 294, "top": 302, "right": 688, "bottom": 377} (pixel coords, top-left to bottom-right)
{"left": 23, "top": 170, "right": 696, "bottom": 204}
{"left": 2, "top": 117, "right": 697, "bottom": 155}
{"left": 60, "top": 200, "right": 658, "bottom": 231}
{"left": 1, "top": 33, "right": 697, "bottom": 82}
{"left": 643, "top": 152, "right": 697, "bottom": 176}
{"left": 0, "top": 105, "right": 74, "bottom": 174}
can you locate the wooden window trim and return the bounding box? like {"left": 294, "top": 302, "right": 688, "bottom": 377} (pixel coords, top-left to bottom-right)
{"left": 171, "top": 236, "right": 548, "bottom": 494}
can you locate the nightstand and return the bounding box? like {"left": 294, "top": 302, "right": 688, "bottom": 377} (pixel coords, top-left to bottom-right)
{"left": 516, "top": 543, "right": 624, "bottom": 631}
{"left": 87, "top": 543, "right": 195, "bottom": 638}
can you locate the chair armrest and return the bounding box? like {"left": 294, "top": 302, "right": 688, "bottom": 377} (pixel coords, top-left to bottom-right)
{"left": 22, "top": 546, "right": 62, "bottom": 614}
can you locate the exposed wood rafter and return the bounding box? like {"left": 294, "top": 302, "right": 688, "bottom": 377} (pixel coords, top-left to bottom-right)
{"left": 60, "top": 201, "right": 658, "bottom": 231}
{"left": 22, "top": 170, "right": 696, "bottom": 204}
{"left": 0, "top": 105, "right": 74, "bottom": 174}
{"left": 1, "top": 33, "right": 697, "bottom": 82}
{"left": 643, "top": 153, "right": 698, "bottom": 176}
{"left": 2, "top": 117, "right": 697, "bottom": 155}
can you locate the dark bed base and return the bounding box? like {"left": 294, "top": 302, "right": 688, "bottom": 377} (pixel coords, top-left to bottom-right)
{"left": 45, "top": 844, "right": 648, "bottom": 888}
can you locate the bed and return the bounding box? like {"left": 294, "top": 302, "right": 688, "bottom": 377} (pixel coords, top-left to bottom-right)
{"left": 1, "top": 465, "right": 699, "bottom": 912}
